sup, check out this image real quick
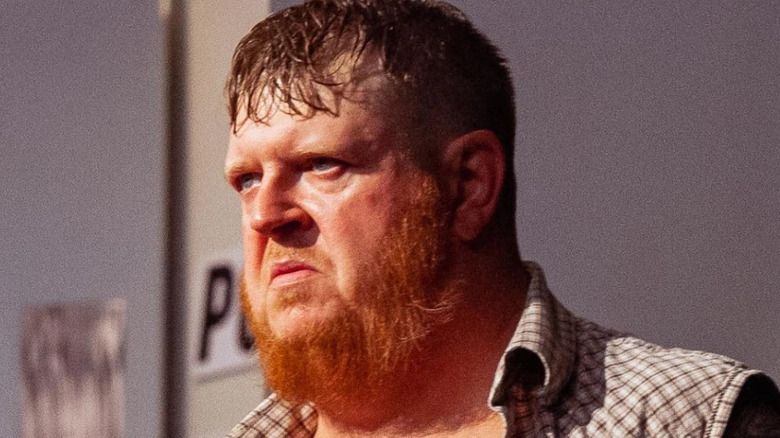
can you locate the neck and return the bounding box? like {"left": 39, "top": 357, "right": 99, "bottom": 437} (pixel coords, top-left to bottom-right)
{"left": 314, "top": 254, "right": 528, "bottom": 437}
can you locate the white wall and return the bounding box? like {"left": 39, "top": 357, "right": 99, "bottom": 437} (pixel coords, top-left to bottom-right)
{"left": 1, "top": 1, "right": 165, "bottom": 436}
{"left": 270, "top": 1, "right": 780, "bottom": 381}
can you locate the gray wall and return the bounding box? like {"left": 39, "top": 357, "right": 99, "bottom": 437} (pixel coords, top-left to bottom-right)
{"left": 1, "top": 1, "right": 165, "bottom": 436}
{"left": 452, "top": 0, "right": 779, "bottom": 381}
{"left": 271, "top": 1, "right": 779, "bottom": 380}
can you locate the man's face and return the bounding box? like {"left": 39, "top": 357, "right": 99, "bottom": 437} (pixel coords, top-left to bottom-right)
{"left": 226, "top": 95, "right": 426, "bottom": 338}
{"left": 225, "top": 90, "right": 460, "bottom": 400}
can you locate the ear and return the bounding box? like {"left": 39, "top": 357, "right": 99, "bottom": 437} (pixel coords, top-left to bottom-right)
{"left": 441, "top": 130, "right": 506, "bottom": 242}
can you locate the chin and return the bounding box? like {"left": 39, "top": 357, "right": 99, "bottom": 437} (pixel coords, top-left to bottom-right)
{"left": 267, "top": 301, "right": 345, "bottom": 340}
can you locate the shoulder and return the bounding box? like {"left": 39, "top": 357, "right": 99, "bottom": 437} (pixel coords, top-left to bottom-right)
{"left": 604, "top": 332, "right": 754, "bottom": 393}
{"left": 564, "top": 319, "right": 771, "bottom": 437}
{"left": 574, "top": 319, "right": 755, "bottom": 393}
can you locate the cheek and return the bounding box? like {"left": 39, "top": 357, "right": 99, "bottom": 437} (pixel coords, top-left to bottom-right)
{"left": 240, "top": 273, "right": 270, "bottom": 338}
{"left": 325, "top": 191, "right": 397, "bottom": 274}
{"left": 239, "top": 228, "right": 269, "bottom": 319}
{"left": 359, "top": 189, "right": 399, "bottom": 233}
{"left": 241, "top": 216, "right": 267, "bottom": 275}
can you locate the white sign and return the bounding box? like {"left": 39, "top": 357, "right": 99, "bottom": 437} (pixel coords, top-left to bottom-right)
{"left": 190, "top": 250, "right": 256, "bottom": 380}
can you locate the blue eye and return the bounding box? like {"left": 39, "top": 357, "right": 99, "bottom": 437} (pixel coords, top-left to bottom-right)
{"left": 311, "top": 157, "right": 340, "bottom": 173}
{"left": 237, "top": 173, "right": 260, "bottom": 192}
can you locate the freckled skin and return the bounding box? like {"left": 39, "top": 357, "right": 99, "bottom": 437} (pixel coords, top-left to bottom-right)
{"left": 225, "top": 100, "right": 420, "bottom": 341}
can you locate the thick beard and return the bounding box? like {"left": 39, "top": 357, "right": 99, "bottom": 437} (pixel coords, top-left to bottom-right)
{"left": 241, "top": 176, "right": 461, "bottom": 406}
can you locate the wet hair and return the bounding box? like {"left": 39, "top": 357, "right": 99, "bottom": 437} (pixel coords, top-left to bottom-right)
{"left": 226, "top": 0, "right": 518, "bottom": 237}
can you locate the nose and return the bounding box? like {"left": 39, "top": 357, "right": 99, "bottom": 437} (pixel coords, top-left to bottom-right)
{"left": 248, "top": 181, "right": 312, "bottom": 239}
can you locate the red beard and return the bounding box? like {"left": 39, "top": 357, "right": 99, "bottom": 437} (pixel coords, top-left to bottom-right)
{"left": 241, "top": 176, "right": 461, "bottom": 405}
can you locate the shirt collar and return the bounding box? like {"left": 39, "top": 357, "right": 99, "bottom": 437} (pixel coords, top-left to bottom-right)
{"left": 489, "top": 261, "right": 578, "bottom": 408}
{"left": 233, "top": 262, "right": 578, "bottom": 437}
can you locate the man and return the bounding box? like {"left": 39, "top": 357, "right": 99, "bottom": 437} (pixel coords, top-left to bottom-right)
{"left": 223, "top": 1, "right": 780, "bottom": 436}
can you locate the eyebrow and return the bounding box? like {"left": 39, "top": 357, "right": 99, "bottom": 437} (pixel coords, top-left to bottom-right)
{"left": 296, "top": 138, "right": 379, "bottom": 159}
{"left": 223, "top": 160, "right": 254, "bottom": 183}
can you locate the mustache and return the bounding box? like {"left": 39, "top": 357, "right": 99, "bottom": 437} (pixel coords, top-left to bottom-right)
{"left": 262, "top": 243, "right": 327, "bottom": 269}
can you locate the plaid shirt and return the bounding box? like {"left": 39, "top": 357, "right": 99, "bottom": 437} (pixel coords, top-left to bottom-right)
{"left": 227, "top": 262, "right": 763, "bottom": 437}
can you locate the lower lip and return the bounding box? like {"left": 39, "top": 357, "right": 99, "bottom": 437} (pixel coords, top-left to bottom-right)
{"left": 270, "top": 269, "right": 317, "bottom": 287}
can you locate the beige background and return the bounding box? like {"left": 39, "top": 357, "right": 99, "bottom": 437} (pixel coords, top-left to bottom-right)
{"left": 183, "top": 1, "right": 269, "bottom": 437}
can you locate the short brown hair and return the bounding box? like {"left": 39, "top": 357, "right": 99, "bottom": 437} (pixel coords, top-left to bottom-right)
{"left": 227, "top": 0, "right": 517, "bottom": 235}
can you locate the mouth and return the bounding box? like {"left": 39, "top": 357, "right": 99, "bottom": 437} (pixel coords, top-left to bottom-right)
{"left": 269, "top": 260, "right": 318, "bottom": 287}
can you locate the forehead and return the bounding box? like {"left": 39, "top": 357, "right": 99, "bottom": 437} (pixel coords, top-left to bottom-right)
{"left": 225, "top": 90, "right": 414, "bottom": 172}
